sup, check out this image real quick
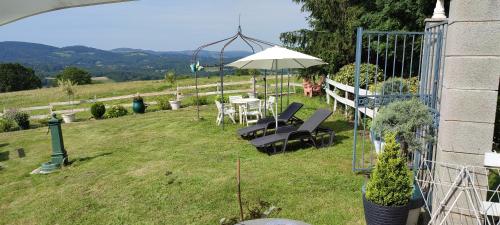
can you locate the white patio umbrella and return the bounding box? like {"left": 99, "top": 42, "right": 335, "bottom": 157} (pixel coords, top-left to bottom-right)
{"left": 0, "top": 0, "right": 132, "bottom": 26}
{"left": 227, "top": 45, "right": 327, "bottom": 132}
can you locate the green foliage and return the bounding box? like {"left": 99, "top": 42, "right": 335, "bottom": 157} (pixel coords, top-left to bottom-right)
{"left": 280, "top": 0, "right": 434, "bottom": 74}
{"left": 0, "top": 118, "right": 14, "bottom": 132}
{"left": 215, "top": 95, "right": 229, "bottom": 103}
{"left": 235, "top": 69, "right": 261, "bottom": 76}
{"left": 366, "top": 132, "right": 413, "bottom": 206}
{"left": 105, "top": 105, "right": 128, "bottom": 118}
{"left": 56, "top": 67, "right": 92, "bottom": 85}
{"left": 371, "top": 98, "right": 433, "bottom": 152}
{"left": 4, "top": 109, "right": 30, "bottom": 130}
{"left": 156, "top": 96, "right": 172, "bottom": 110}
{"left": 333, "top": 63, "right": 383, "bottom": 87}
{"left": 58, "top": 79, "right": 77, "bottom": 99}
{"left": 164, "top": 71, "right": 176, "bottom": 85}
{"left": 370, "top": 77, "right": 420, "bottom": 95}
{"left": 0, "top": 63, "right": 41, "bottom": 93}
{"left": 133, "top": 95, "right": 143, "bottom": 102}
{"left": 488, "top": 169, "right": 500, "bottom": 203}
{"left": 90, "top": 102, "right": 106, "bottom": 119}
{"left": 191, "top": 96, "right": 208, "bottom": 106}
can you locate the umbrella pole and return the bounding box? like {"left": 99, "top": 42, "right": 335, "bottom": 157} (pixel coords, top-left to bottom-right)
{"left": 280, "top": 69, "right": 283, "bottom": 113}
{"left": 275, "top": 60, "right": 278, "bottom": 134}
{"left": 287, "top": 70, "right": 290, "bottom": 106}
{"left": 253, "top": 73, "right": 256, "bottom": 97}
{"left": 264, "top": 70, "right": 267, "bottom": 116}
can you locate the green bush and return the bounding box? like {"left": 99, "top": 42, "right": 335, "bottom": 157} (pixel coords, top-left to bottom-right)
{"left": 370, "top": 77, "right": 419, "bottom": 95}
{"left": 4, "top": 109, "right": 30, "bottom": 130}
{"left": 366, "top": 132, "right": 413, "bottom": 206}
{"left": 0, "top": 63, "right": 41, "bottom": 93}
{"left": 371, "top": 98, "right": 433, "bottom": 153}
{"left": 0, "top": 118, "right": 14, "bottom": 132}
{"left": 215, "top": 95, "right": 229, "bottom": 103}
{"left": 90, "top": 102, "right": 106, "bottom": 119}
{"left": 105, "top": 105, "right": 128, "bottom": 118}
{"left": 191, "top": 96, "right": 208, "bottom": 106}
{"left": 156, "top": 96, "right": 172, "bottom": 110}
{"left": 333, "top": 63, "right": 383, "bottom": 88}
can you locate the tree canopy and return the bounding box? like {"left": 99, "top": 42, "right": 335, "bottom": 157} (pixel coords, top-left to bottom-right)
{"left": 0, "top": 63, "right": 41, "bottom": 93}
{"left": 280, "top": 0, "right": 436, "bottom": 75}
{"left": 56, "top": 67, "right": 92, "bottom": 85}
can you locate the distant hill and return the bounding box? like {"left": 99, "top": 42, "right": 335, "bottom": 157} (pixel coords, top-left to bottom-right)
{"left": 0, "top": 41, "right": 251, "bottom": 83}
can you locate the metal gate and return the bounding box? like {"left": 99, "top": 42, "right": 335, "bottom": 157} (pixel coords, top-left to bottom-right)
{"left": 352, "top": 22, "right": 447, "bottom": 172}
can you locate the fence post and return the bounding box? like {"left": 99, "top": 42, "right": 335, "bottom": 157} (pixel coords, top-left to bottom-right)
{"left": 344, "top": 91, "right": 349, "bottom": 117}
{"left": 333, "top": 86, "right": 338, "bottom": 112}
{"left": 326, "top": 75, "right": 330, "bottom": 105}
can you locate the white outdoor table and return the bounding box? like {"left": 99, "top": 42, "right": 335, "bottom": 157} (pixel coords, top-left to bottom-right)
{"left": 236, "top": 218, "right": 311, "bottom": 225}
{"left": 230, "top": 97, "right": 260, "bottom": 124}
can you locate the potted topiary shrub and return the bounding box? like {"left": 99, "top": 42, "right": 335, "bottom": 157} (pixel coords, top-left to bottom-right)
{"left": 370, "top": 98, "right": 433, "bottom": 155}
{"left": 132, "top": 94, "right": 146, "bottom": 114}
{"left": 363, "top": 132, "right": 413, "bottom": 225}
{"left": 90, "top": 102, "right": 106, "bottom": 119}
{"left": 58, "top": 79, "right": 77, "bottom": 123}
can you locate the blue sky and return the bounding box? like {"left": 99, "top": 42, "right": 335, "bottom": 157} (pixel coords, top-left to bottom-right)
{"left": 0, "top": 0, "right": 309, "bottom": 51}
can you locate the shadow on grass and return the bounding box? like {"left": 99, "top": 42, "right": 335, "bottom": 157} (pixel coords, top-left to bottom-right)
{"left": 0, "top": 143, "right": 9, "bottom": 148}
{"left": 256, "top": 134, "right": 349, "bottom": 155}
{"left": 0, "top": 151, "right": 9, "bottom": 162}
{"left": 68, "top": 152, "right": 112, "bottom": 165}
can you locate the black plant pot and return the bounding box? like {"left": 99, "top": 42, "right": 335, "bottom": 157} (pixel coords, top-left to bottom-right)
{"left": 363, "top": 193, "right": 410, "bottom": 225}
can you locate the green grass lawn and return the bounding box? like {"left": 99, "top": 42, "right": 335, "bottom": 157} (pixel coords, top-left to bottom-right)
{"left": 0, "top": 95, "right": 364, "bottom": 225}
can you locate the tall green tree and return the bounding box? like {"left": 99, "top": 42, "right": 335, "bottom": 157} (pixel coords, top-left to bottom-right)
{"left": 56, "top": 67, "right": 92, "bottom": 85}
{"left": 280, "top": 0, "right": 435, "bottom": 75}
{"left": 0, "top": 63, "right": 41, "bottom": 93}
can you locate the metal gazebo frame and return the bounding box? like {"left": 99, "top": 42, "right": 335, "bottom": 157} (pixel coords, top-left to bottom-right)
{"left": 191, "top": 24, "right": 279, "bottom": 129}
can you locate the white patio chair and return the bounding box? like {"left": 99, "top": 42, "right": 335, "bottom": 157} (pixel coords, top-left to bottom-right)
{"left": 242, "top": 100, "right": 262, "bottom": 126}
{"left": 215, "top": 100, "right": 236, "bottom": 125}
{"left": 267, "top": 96, "right": 277, "bottom": 117}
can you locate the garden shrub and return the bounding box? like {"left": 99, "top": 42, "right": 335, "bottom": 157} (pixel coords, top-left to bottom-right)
{"left": 191, "top": 96, "right": 208, "bottom": 106}
{"left": 4, "top": 109, "right": 30, "bottom": 130}
{"left": 105, "top": 105, "right": 128, "bottom": 118}
{"left": 333, "top": 63, "right": 383, "bottom": 88}
{"left": 371, "top": 98, "right": 433, "bottom": 153}
{"left": 0, "top": 118, "right": 14, "bottom": 132}
{"left": 156, "top": 96, "right": 171, "bottom": 110}
{"left": 90, "top": 102, "right": 106, "bottom": 119}
{"left": 215, "top": 95, "right": 229, "bottom": 103}
{"left": 370, "top": 77, "right": 420, "bottom": 95}
{"left": 366, "top": 132, "right": 413, "bottom": 206}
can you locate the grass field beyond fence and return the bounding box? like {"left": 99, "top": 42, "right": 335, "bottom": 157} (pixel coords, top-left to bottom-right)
{"left": 0, "top": 95, "right": 364, "bottom": 225}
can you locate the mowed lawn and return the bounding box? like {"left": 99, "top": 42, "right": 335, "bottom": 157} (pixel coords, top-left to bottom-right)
{"left": 0, "top": 95, "right": 364, "bottom": 225}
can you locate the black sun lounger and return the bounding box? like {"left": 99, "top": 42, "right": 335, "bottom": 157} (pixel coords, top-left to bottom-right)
{"left": 250, "top": 109, "right": 334, "bottom": 154}
{"left": 237, "top": 102, "right": 304, "bottom": 138}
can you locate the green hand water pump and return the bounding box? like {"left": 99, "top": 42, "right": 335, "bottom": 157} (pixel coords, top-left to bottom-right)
{"left": 40, "top": 113, "right": 68, "bottom": 173}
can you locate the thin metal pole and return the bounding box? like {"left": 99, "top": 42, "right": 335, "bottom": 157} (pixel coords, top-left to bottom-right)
{"left": 264, "top": 70, "right": 267, "bottom": 115}
{"left": 287, "top": 70, "right": 290, "bottom": 106}
{"left": 274, "top": 60, "right": 278, "bottom": 134}
{"left": 280, "top": 69, "right": 283, "bottom": 113}
{"left": 352, "top": 27, "right": 363, "bottom": 172}
{"left": 236, "top": 158, "right": 243, "bottom": 221}
{"left": 195, "top": 70, "right": 199, "bottom": 119}
{"left": 220, "top": 36, "right": 238, "bottom": 130}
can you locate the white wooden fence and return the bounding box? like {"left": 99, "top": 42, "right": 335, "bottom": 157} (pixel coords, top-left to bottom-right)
{"left": 324, "top": 76, "right": 376, "bottom": 118}
{"left": 2, "top": 76, "right": 301, "bottom": 119}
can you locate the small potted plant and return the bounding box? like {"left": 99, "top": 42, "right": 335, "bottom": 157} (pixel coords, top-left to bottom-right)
{"left": 132, "top": 94, "right": 146, "bottom": 114}
{"left": 58, "top": 79, "right": 77, "bottom": 123}
{"left": 363, "top": 132, "right": 413, "bottom": 225}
